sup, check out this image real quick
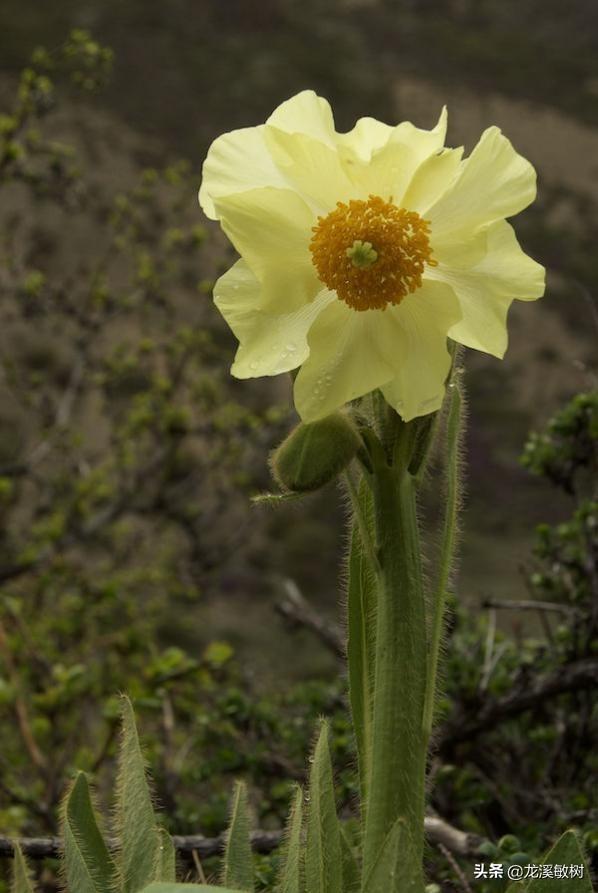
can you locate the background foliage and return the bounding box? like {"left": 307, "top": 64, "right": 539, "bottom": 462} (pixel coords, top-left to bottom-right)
{"left": 0, "top": 6, "right": 597, "bottom": 891}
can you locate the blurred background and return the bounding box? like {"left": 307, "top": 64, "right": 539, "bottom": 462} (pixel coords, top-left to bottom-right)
{"left": 0, "top": 2, "right": 596, "bottom": 890}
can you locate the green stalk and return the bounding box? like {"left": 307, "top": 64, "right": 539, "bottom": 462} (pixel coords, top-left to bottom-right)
{"left": 422, "top": 382, "right": 463, "bottom": 741}
{"left": 361, "top": 427, "right": 427, "bottom": 891}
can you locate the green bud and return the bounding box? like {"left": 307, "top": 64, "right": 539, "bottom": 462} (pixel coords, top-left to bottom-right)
{"left": 271, "top": 412, "right": 362, "bottom": 493}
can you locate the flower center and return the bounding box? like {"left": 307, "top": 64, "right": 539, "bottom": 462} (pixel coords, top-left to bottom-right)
{"left": 309, "top": 195, "right": 436, "bottom": 311}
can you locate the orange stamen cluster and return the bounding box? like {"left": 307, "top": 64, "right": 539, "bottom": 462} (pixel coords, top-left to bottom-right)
{"left": 309, "top": 195, "right": 437, "bottom": 312}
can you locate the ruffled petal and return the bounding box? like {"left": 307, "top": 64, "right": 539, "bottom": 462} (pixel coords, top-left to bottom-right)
{"left": 336, "top": 116, "right": 394, "bottom": 162}
{"left": 214, "top": 187, "right": 320, "bottom": 313}
{"left": 340, "top": 107, "right": 449, "bottom": 204}
{"left": 263, "top": 128, "right": 355, "bottom": 213}
{"left": 425, "top": 220, "right": 545, "bottom": 357}
{"left": 199, "top": 126, "right": 289, "bottom": 220}
{"left": 266, "top": 90, "right": 337, "bottom": 148}
{"left": 293, "top": 279, "right": 460, "bottom": 422}
{"left": 380, "top": 280, "right": 462, "bottom": 421}
{"left": 214, "top": 260, "right": 335, "bottom": 378}
{"left": 426, "top": 127, "right": 537, "bottom": 241}
{"left": 401, "top": 146, "right": 463, "bottom": 214}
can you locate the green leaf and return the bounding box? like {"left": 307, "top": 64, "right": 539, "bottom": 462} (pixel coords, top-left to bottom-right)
{"left": 305, "top": 721, "right": 343, "bottom": 893}
{"left": 362, "top": 818, "right": 416, "bottom": 893}
{"left": 339, "top": 824, "right": 360, "bottom": 893}
{"left": 152, "top": 827, "right": 176, "bottom": 883}
{"left": 506, "top": 830, "right": 594, "bottom": 892}
{"left": 278, "top": 786, "right": 304, "bottom": 893}
{"left": 10, "top": 842, "right": 36, "bottom": 893}
{"left": 223, "top": 781, "right": 254, "bottom": 892}
{"left": 116, "top": 696, "right": 160, "bottom": 893}
{"left": 347, "top": 478, "right": 377, "bottom": 820}
{"left": 62, "top": 772, "right": 118, "bottom": 893}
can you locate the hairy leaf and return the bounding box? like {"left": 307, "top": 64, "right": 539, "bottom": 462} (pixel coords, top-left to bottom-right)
{"left": 116, "top": 696, "right": 160, "bottom": 893}
{"left": 222, "top": 781, "right": 254, "bottom": 892}
{"left": 305, "top": 721, "right": 342, "bottom": 893}
{"left": 278, "top": 786, "right": 304, "bottom": 893}
{"left": 152, "top": 827, "right": 176, "bottom": 884}
{"left": 506, "top": 830, "right": 594, "bottom": 892}
{"left": 346, "top": 478, "right": 377, "bottom": 818}
{"left": 10, "top": 842, "right": 36, "bottom": 893}
{"left": 362, "top": 818, "right": 414, "bottom": 893}
{"left": 62, "top": 772, "right": 118, "bottom": 893}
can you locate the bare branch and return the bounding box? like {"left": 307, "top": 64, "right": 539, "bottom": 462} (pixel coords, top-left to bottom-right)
{"left": 275, "top": 578, "right": 345, "bottom": 659}
{"left": 0, "top": 816, "right": 484, "bottom": 860}
{"left": 481, "top": 598, "right": 577, "bottom": 616}
{"left": 440, "top": 657, "right": 598, "bottom": 754}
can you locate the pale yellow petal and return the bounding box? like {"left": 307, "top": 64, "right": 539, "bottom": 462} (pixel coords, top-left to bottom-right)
{"left": 293, "top": 301, "right": 397, "bottom": 421}
{"left": 401, "top": 146, "right": 463, "bottom": 214}
{"left": 214, "top": 187, "right": 320, "bottom": 313}
{"left": 380, "top": 280, "right": 461, "bottom": 421}
{"left": 263, "top": 127, "right": 355, "bottom": 212}
{"left": 425, "top": 220, "right": 545, "bottom": 357}
{"left": 199, "top": 126, "right": 289, "bottom": 220}
{"left": 426, "top": 127, "right": 537, "bottom": 240}
{"left": 340, "top": 107, "right": 449, "bottom": 204}
{"left": 293, "top": 279, "right": 460, "bottom": 422}
{"left": 214, "top": 261, "right": 335, "bottom": 378}
{"left": 336, "top": 116, "right": 394, "bottom": 161}
{"left": 266, "top": 90, "right": 336, "bottom": 148}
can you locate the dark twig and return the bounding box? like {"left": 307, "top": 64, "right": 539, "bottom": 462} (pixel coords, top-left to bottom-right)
{"left": 440, "top": 657, "right": 598, "bottom": 754}
{"left": 275, "top": 578, "right": 345, "bottom": 659}
{"left": 0, "top": 816, "right": 483, "bottom": 860}
{"left": 481, "top": 598, "right": 577, "bottom": 616}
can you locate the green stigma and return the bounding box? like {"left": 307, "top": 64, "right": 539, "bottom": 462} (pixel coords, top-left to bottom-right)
{"left": 346, "top": 239, "right": 378, "bottom": 269}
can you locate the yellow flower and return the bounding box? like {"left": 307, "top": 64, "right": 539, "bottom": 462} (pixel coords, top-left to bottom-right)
{"left": 199, "top": 91, "right": 545, "bottom": 422}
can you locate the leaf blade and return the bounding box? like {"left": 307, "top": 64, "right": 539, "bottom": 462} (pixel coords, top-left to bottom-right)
{"left": 10, "top": 842, "right": 36, "bottom": 893}
{"left": 223, "top": 781, "right": 254, "bottom": 892}
{"left": 278, "top": 786, "right": 304, "bottom": 893}
{"left": 305, "top": 721, "right": 342, "bottom": 893}
{"left": 506, "top": 830, "right": 593, "bottom": 893}
{"left": 62, "top": 771, "right": 118, "bottom": 893}
{"left": 116, "top": 696, "right": 160, "bottom": 893}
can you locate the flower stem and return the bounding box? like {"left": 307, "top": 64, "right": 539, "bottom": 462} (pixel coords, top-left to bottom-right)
{"left": 361, "top": 425, "right": 428, "bottom": 890}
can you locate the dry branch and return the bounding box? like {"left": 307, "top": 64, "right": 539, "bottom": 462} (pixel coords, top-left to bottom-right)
{"left": 0, "top": 815, "right": 483, "bottom": 860}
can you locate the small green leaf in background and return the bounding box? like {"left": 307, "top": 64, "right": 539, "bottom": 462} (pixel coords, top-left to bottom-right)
{"left": 62, "top": 771, "right": 118, "bottom": 893}
{"left": 116, "top": 696, "right": 161, "bottom": 893}
{"left": 305, "top": 720, "right": 343, "bottom": 893}
{"left": 506, "top": 830, "right": 594, "bottom": 892}
{"left": 277, "top": 785, "right": 304, "bottom": 893}
{"left": 10, "top": 842, "right": 36, "bottom": 893}
{"left": 152, "top": 827, "right": 176, "bottom": 883}
{"left": 223, "top": 780, "right": 254, "bottom": 892}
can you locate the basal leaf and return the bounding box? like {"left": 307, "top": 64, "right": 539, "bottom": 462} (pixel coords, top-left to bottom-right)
{"left": 304, "top": 721, "right": 342, "bottom": 893}
{"left": 10, "top": 842, "right": 36, "bottom": 893}
{"left": 62, "top": 772, "right": 118, "bottom": 893}
{"left": 116, "top": 696, "right": 160, "bottom": 893}
{"left": 278, "top": 786, "right": 304, "bottom": 893}
{"left": 152, "top": 827, "right": 176, "bottom": 884}
{"left": 222, "top": 781, "right": 253, "bottom": 892}
{"left": 362, "top": 817, "right": 415, "bottom": 893}
{"left": 506, "top": 830, "right": 593, "bottom": 893}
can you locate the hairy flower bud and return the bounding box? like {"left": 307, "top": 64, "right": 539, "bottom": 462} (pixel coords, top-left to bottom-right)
{"left": 271, "top": 412, "right": 362, "bottom": 493}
